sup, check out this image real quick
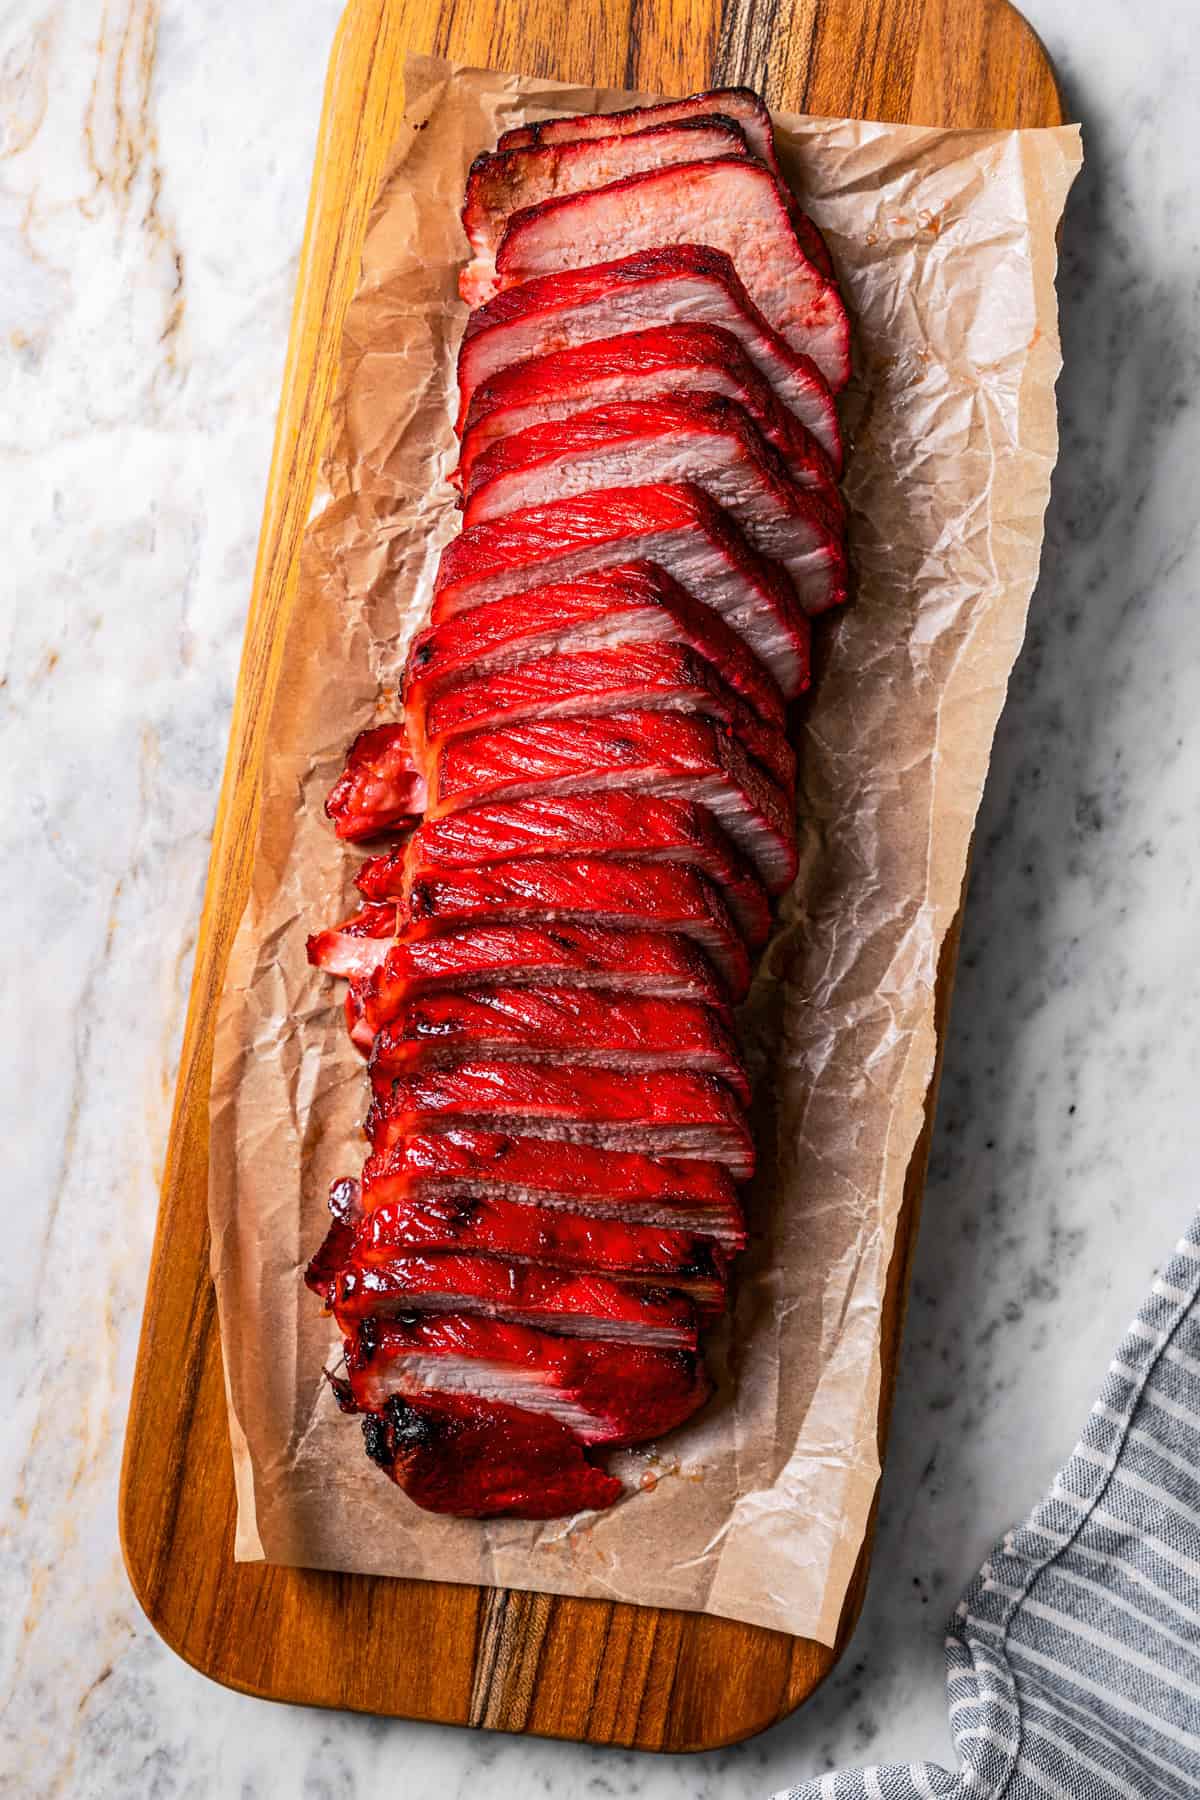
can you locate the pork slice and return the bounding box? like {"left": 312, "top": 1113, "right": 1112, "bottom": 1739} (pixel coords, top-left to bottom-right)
{"left": 422, "top": 644, "right": 796, "bottom": 787}
{"left": 345, "top": 1314, "right": 711, "bottom": 1446}
{"left": 389, "top": 856, "right": 751, "bottom": 1000}
{"left": 432, "top": 483, "right": 811, "bottom": 698}
{"left": 426, "top": 711, "right": 798, "bottom": 894}
{"left": 497, "top": 89, "right": 836, "bottom": 282}
{"left": 333, "top": 1200, "right": 726, "bottom": 1313}
{"left": 353, "top": 1189, "right": 728, "bottom": 1290}
{"left": 461, "top": 395, "right": 847, "bottom": 614}
{"left": 367, "top": 986, "right": 747, "bottom": 1099}
{"left": 360, "top": 1130, "right": 746, "bottom": 1242}
{"left": 306, "top": 902, "right": 398, "bottom": 979}
{"left": 355, "top": 925, "right": 728, "bottom": 1040}
{"left": 461, "top": 115, "right": 749, "bottom": 283}
{"left": 493, "top": 161, "right": 851, "bottom": 390}
{"left": 404, "top": 561, "right": 785, "bottom": 736}
{"left": 400, "top": 795, "right": 771, "bottom": 948}
{"left": 332, "top": 1250, "right": 699, "bottom": 1346}
{"left": 351, "top": 1387, "right": 622, "bottom": 1516}
{"left": 459, "top": 323, "right": 840, "bottom": 499}
{"left": 324, "top": 724, "right": 424, "bottom": 841}
{"left": 367, "top": 1060, "right": 754, "bottom": 1174}
{"left": 501, "top": 86, "right": 781, "bottom": 168}
{"left": 456, "top": 246, "right": 842, "bottom": 469}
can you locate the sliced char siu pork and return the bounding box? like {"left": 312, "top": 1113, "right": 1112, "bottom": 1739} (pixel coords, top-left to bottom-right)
{"left": 426, "top": 711, "right": 798, "bottom": 893}
{"left": 367, "top": 987, "right": 747, "bottom": 1098}
{"left": 307, "top": 902, "right": 397, "bottom": 979}
{"left": 460, "top": 395, "right": 847, "bottom": 614}
{"left": 345, "top": 1315, "right": 712, "bottom": 1447}
{"left": 353, "top": 923, "right": 728, "bottom": 1042}
{"left": 461, "top": 114, "right": 751, "bottom": 297}
{"left": 324, "top": 724, "right": 425, "bottom": 840}
{"left": 332, "top": 1252, "right": 699, "bottom": 1346}
{"left": 431, "top": 484, "right": 811, "bottom": 698}
{"left": 330, "top": 1205, "right": 726, "bottom": 1313}
{"left": 384, "top": 796, "right": 772, "bottom": 947}
{"left": 495, "top": 86, "right": 837, "bottom": 286}
{"left": 491, "top": 161, "right": 851, "bottom": 389}
{"left": 313, "top": 1168, "right": 730, "bottom": 1292}
{"left": 420, "top": 644, "right": 796, "bottom": 787}
{"left": 458, "top": 324, "right": 840, "bottom": 499}
{"left": 355, "top": 1387, "right": 623, "bottom": 1517}
{"left": 305, "top": 89, "right": 852, "bottom": 1517}
{"left": 500, "top": 87, "right": 780, "bottom": 165}
{"left": 314, "top": 1181, "right": 725, "bottom": 1334}
{"left": 309, "top": 867, "right": 755, "bottom": 1000}
{"left": 455, "top": 246, "right": 842, "bottom": 468}
{"left": 360, "top": 1131, "right": 746, "bottom": 1244}
{"left": 351, "top": 1192, "right": 728, "bottom": 1293}
{"left": 404, "top": 562, "right": 786, "bottom": 745}
{"left": 358, "top": 844, "right": 756, "bottom": 993}
{"left": 367, "top": 1060, "right": 755, "bottom": 1174}
{"left": 391, "top": 857, "right": 750, "bottom": 999}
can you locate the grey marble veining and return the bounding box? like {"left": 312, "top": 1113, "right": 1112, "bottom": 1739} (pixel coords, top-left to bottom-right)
{"left": 2, "top": 2, "right": 1199, "bottom": 1794}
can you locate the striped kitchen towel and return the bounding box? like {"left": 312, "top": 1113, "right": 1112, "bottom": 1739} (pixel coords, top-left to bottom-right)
{"left": 779, "top": 1215, "right": 1200, "bottom": 1800}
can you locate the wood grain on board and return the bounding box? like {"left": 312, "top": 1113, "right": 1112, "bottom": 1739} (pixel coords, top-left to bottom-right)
{"left": 119, "top": 0, "right": 1063, "bottom": 1751}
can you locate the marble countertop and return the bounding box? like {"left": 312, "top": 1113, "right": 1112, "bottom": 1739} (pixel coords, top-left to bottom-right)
{"left": 3, "top": 2, "right": 1198, "bottom": 1793}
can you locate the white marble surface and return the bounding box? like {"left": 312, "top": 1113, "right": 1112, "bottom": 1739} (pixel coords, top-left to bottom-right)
{"left": 2, "top": 2, "right": 1199, "bottom": 1793}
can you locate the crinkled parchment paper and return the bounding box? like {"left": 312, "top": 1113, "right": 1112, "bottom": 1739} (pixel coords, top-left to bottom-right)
{"left": 208, "top": 56, "right": 1081, "bottom": 1644}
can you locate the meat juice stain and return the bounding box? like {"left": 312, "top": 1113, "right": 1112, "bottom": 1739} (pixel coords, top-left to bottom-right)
{"left": 636, "top": 1455, "right": 701, "bottom": 1492}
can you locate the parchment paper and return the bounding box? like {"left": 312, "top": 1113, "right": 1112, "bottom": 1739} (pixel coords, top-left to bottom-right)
{"left": 208, "top": 57, "right": 1082, "bottom": 1645}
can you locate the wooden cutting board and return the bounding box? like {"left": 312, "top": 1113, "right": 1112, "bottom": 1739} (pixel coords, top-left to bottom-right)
{"left": 119, "top": 0, "right": 1062, "bottom": 1752}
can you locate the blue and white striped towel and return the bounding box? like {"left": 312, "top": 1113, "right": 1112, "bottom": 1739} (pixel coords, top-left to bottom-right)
{"left": 780, "top": 1216, "right": 1200, "bottom": 1800}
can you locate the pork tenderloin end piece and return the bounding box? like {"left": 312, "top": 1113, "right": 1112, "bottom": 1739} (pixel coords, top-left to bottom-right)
{"left": 306, "top": 902, "right": 398, "bottom": 980}
{"left": 324, "top": 725, "right": 424, "bottom": 841}
{"left": 356, "top": 1388, "right": 622, "bottom": 1517}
